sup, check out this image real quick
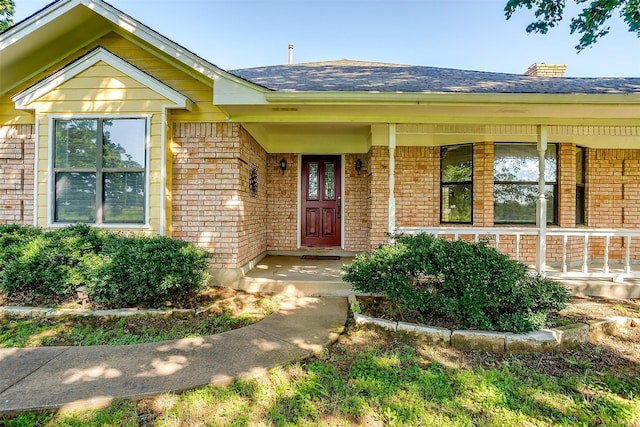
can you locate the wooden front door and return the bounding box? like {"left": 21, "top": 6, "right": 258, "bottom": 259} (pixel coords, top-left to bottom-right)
{"left": 301, "top": 155, "right": 341, "bottom": 247}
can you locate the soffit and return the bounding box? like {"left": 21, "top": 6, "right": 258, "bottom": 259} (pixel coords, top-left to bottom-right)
{"left": 0, "top": 0, "right": 260, "bottom": 98}
{"left": 220, "top": 99, "right": 640, "bottom": 126}
{"left": 0, "top": 7, "right": 111, "bottom": 95}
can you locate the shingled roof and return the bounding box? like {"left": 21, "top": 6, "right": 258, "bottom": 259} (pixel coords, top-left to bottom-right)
{"left": 231, "top": 60, "right": 640, "bottom": 95}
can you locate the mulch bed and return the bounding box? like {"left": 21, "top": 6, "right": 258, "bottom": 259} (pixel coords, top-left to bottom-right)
{"left": 356, "top": 295, "right": 640, "bottom": 330}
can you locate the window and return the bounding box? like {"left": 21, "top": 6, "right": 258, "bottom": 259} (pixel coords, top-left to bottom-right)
{"left": 441, "top": 144, "right": 472, "bottom": 223}
{"left": 494, "top": 143, "right": 557, "bottom": 224}
{"left": 576, "top": 146, "right": 585, "bottom": 225}
{"left": 53, "top": 118, "right": 147, "bottom": 224}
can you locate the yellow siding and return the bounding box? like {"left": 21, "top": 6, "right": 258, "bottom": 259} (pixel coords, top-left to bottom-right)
{"left": 1, "top": 31, "right": 225, "bottom": 125}
{"left": 28, "top": 62, "right": 172, "bottom": 234}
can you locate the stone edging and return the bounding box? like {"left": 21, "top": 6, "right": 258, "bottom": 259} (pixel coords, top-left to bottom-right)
{"left": 348, "top": 295, "right": 640, "bottom": 353}
{"left": 0, "top": 305, "right": 219, "bottom": 318}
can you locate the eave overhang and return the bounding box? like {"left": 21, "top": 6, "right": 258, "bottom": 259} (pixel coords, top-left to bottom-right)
{"left": 261, "top": 91, "right": 640, "bottom": 105}
{"left": 0, "top": 0, "right": 267, "bottom": 98}
{"left": 216, "top": 91, "right": 640, "bottom": 127}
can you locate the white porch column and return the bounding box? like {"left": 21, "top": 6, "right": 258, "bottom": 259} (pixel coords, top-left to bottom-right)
{"left": 388, "top": 123, "right": 397, "bottom": 236}
{"left": 536, "top": 125, "right": 548, "bottom": 274}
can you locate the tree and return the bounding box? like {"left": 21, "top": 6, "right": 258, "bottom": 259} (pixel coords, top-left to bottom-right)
{"left": 0, "top": 0, "right": 15, "bottom": 31}
{"left": 505, "top": 0, "right": 640, "bottom": 51}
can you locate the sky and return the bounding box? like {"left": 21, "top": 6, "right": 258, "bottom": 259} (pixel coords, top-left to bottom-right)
{"left": 13, "top": 0, "right": 640, "bottom": 77}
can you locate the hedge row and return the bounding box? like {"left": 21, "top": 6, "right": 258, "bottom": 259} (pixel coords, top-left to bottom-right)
{"left": 0, "top": 224, "right": 209, "bottom": 307}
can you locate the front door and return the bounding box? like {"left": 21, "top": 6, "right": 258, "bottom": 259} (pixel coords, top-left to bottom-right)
{"left": 301, "top": 155, "right": 341, "bottom": 247}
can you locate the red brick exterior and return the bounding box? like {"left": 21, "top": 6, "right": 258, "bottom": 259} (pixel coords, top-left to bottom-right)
{"left": 395, "top": 146, "right": 440, "bottom": 227}
{"left": 585, "top": 148, "right": 640, "bottom": 263}
{"left": 344, "top": 153, "right": 370, "bottom": 252}
{"left": 171, "top": 123, "right": 267, "bottom": 269}
{"left": 368, "top": 146, "right": 390, "bottom": 249}
{"left": 558, "top": 143, "right": 576, "bottom": 228}
{"left": 265, "top": 152, "right": 373, "bottom": 253}
{"left": 0, "top": 125, "right": 35, "bottom": 226}
{"left": 2, "top": 120, "right": 639, "bottom": 270}
{"left": 473, "top": 142, "right": 495, "bottom": 227}
{"left": 266, "top": 153, "right": 298, "bottom": 251}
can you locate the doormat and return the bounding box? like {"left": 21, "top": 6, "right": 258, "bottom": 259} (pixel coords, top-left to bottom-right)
{"left": 301, "top": 255, "right": 341, "bottom": 260}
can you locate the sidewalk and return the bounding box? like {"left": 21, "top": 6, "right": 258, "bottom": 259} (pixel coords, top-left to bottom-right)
{"left": 0, "top": 296, "right": 348, "bottom": 415}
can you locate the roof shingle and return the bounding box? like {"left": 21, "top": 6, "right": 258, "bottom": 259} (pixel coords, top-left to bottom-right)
{"left": 231, "top": 60, "right": 640, "bottom": 94}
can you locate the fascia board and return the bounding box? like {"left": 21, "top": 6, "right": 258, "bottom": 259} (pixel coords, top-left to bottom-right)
{"left": 12, "top": 47, "right": 192, "bottom": 110}
{"left": 76, "top": 0, "right": 266, "bottom": 95}
{"left": 0, "top": 0, "right": 79, "bottom": 50}
{"left": 1, "top": 0, "right": 266, "bottom": 99}
{"left": 263, "top": 91, "right": 640, "bottom": 106}
{"left": 213, "top": 75, "right": 271, "bottom": 105}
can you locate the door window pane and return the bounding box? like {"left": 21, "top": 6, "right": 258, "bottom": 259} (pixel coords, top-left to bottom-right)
{"left": 55, "top": 172, "right": 96, "bottom": 222}
{"left": 325, "top": 163, "right": 335, "bottom": 200}
{"left": 308, "top": 163, "right": 318, "bottom": 200}
{"left": 103, "top": 172, "right": 145, "bottom": 223}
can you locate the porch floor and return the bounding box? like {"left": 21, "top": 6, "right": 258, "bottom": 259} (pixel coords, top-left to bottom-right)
{"left": 237, "top": 255, "right": 640, "bottom": 299}
{"left": 238, "top": 255, "right": 355, "bottom": 296}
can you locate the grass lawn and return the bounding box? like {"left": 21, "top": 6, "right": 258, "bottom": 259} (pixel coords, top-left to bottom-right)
{"left": 0, "top": 288, "right": 279, "bottom": 348}
{"left": 3, "top": 320, "right": 639, "bottom": 426}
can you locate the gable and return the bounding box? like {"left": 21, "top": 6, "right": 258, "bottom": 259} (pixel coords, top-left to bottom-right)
{"left": 0, "top": 0, "right": 265, "bottom": 102}
{"left": 13, "top": 47, "right": 191, "bottom": 112}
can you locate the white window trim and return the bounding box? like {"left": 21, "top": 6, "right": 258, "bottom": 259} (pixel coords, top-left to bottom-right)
{"left": 47, "top": 114, "right": 152, "bottom": 229}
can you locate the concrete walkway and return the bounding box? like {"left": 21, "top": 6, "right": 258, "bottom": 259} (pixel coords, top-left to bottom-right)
{"left": 0, "top": 296, "right": 348, "bottom": 415}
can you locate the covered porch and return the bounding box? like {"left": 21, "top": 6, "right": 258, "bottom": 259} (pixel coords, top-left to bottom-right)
{"left": 229, "top": 252, "right": 640, "bottom": 299}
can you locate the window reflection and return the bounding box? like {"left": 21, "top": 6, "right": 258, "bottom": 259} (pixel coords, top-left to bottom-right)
{"left": 308, "top": 163, "right": 318, "bottom": 200}
{"left": 325, "top": 163, "right": 335, "bottom": 200}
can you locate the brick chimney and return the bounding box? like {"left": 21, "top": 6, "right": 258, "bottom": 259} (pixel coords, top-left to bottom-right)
{"left": 524, "top": 63, "right": 567, "bottom": 77}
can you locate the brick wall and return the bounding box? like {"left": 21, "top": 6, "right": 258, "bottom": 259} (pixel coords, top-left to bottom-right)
{"left": 237, "top": 127, "right": 268, "bottom": 265}
{"left": 368, "top": 146, "right": 389, "bottom": 249}
{"left": 171, "top": 122, "right": 267, "bottom": 269}
{"left": 344, "top": 153, "right": 370, "bottom": 252}
{"left": 473, "top": 142, "right": 494, "bottom": 226}
{"left": 266, "top": 153, "right": 298, "bottom": 251}
{"left": 586, "top": 148, "right": 640, "bottom": 262}
{"left": 395, "top": 146, "right": 440, "bottom": 227}
{"left": 558, "top": 143, "right": 576, "bottom": 228}
{"left": 0, "top": 125, "right": 34, "bottom": 225}
{"left": 524, "top": 63, "right": 567, "bottom": 77}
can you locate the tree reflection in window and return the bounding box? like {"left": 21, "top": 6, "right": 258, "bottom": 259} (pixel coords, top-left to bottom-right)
{"left": 54, "top": 118, "right": 146, "bottom": 224}
{"left": 325, "top": 163, "right": 335, "bottom": 200}
{"left": 493, "top": 143, "right": 557, "bottom": 224}
{"left": 441, "top": 144, "right": 472, "bottom": 223}
{"left": 308, "top": 163, "right": 318, "bottom": 200}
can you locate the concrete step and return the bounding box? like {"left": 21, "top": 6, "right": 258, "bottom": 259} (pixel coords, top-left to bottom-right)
{"left": 235, "top": 277, "right": 354, "bottom": 297}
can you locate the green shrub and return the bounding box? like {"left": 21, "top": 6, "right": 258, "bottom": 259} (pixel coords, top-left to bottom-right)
{"left": 0, "top": 224, "right": 43, "bottom": 272}
{"left": 88, "top": 234, "right": 209, "bottom": 307}
{"left": 342, "top": 233, "right": 570, "bottom": 333}
{"left": 1, "top": 225, "right": 105, "bottom": 297}
{"left": 0, "top": 225, "right": 209, "bottom": 307}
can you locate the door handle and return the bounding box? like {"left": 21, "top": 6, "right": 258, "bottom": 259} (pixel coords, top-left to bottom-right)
{"left": 337, "top": 197, "right": 341, "bottom": 219}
